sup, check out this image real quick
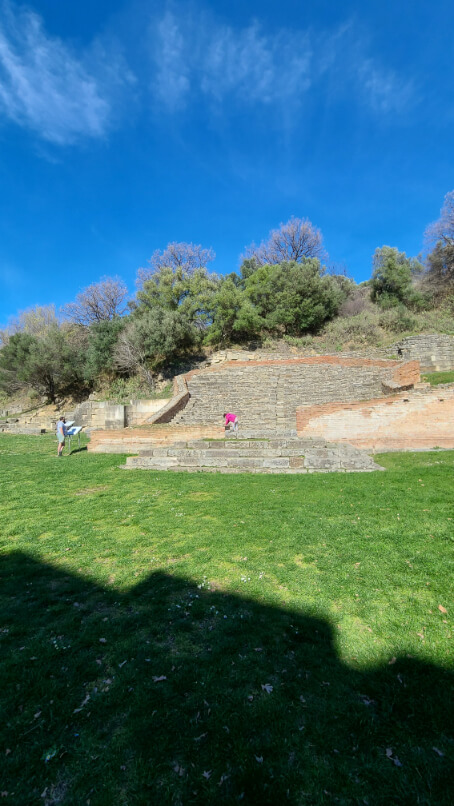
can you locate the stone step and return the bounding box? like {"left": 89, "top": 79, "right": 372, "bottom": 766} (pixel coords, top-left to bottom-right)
{"left": 138, "top": 441, "right": 328, "bottom": 458}
{"left": 121, "top": 437, "right": 383, "bottom": 474}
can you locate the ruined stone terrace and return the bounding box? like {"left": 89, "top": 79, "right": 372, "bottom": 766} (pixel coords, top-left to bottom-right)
{"left": 171, "top": 357, "right": 419, "bottom": 433}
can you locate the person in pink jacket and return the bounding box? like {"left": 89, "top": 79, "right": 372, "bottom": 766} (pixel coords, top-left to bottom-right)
{"left": 224, "top": 412, "right": 239, "bottom": 434}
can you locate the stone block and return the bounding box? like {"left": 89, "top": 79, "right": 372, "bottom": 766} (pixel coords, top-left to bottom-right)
{"left": 263, "top": 457, "right": 290, "bottom": 468}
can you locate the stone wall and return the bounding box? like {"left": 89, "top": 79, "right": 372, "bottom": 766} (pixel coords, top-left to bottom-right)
{"left": 125, "top": 399, "right": 171, "bottom": 427}
{"left": 145, "top": 375, "right": 189, "bottom": 425}
{"left": 173, "top": 357, "right": 419, "bottom": 432}
{"left": 393, "top": 334, "right": 454, "bottom": 371}
{"left": 70, "top": 398, "right": 171, "bottom": 430}
{"left": 296, "top": 387, "right": 454, "bottom": 451}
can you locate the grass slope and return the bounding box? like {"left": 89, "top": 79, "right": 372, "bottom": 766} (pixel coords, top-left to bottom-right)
{"left": 0, "top": 435, "right": 453, "bottom": 805}
{"left": 422, "top": 371, "right": 454, "bottom": 386}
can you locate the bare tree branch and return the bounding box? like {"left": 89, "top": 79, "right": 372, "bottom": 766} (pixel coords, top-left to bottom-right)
{"left": 242, "top": 217, "right": 326, "bottom": 267}
{"left": 136, "top": 242, "right": 215, "bottom": 288}
{"left": 63, "top": 276, "right": 128, "bottom": 326}
{"left": 424, "top": 191, "right": 454, "bottom": 296}
{"left": 113, "top": 325, "right": 155, "bottom": 389}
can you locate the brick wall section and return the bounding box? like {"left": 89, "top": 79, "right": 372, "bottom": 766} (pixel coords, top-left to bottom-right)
{"left": 296, "top": 388, "right": 454, "bottom": 451}
{"left": 88, "top": 424, "right": 224, "bottom": 453}
{"left": 391, "top": 361, "right": 420, "bottom": 387}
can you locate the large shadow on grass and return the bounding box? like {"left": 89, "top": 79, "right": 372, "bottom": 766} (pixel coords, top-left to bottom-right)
{"left": 1, "top": 553, "right": 453, "bottom": 806}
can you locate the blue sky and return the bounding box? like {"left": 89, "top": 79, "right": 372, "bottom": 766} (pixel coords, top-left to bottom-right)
{"left": 1, "top": 0, "right": 453, "bottom": 324}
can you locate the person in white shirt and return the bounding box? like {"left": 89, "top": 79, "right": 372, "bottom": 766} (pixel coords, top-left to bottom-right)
{"left": 56, "top": 417, "right": 67, "bottom": 457}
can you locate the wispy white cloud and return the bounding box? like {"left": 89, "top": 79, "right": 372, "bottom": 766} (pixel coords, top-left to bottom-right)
{"left": 0, "top": 0, "right": 417, "bottom": 144}
{"left": 149, "top": 7, "right": 417, "bottom": 121}
{"left": 200, "top": 22, "right": 312, "bottom": 104}
{"left": 359, "top": 59, "right": 415, "bottom": 114}
{"left": 0, "top": 1, "right": 132, "bottom": 145}
{"left": 150, "top": 11, "right": 312, "bottom": 112}
{"left": 153, "top": 10, "right": 190, "bottom": 111}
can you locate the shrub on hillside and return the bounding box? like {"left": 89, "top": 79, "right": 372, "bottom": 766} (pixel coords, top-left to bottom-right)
{"left": 244, "top": 260, "right": 346, "bottom": 337}
{"left": 320, "top": 311, "right": 384, "bottom": 349}
{"left": 377, "top": 306, "right": 419, "bottom": 334}
{"left": 370, "top": 246, "right": 426, "bottom": 310}
{"left": 0, "top": 326, "right": 88, "bottom": 403}
{"left": 337, "top": 285, "right": 373, "bottom": 318}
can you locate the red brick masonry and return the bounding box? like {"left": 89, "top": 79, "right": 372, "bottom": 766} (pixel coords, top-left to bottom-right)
{"left": 296, "top": 389, "right": 454, "bottom": 452}
{"left": 88, "top": 425, "right": 224, "bottom": 453}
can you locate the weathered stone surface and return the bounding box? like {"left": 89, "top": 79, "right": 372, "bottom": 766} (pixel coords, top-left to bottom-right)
{"left": 120, "top": 436, "right": 382, "bottom": 474}
{"left": 391, "top": 334, "right": 454, "bottom": 371}
{"left": 171, "top": 357, "right": 418, "bottom": 434}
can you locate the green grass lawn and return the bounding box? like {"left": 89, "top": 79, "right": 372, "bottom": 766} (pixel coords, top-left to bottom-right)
{"left": 1, "top": 434, "right": 453, "bottom": 805}
{"left": 422, "top": 370, "right": 454, "bottom": 386}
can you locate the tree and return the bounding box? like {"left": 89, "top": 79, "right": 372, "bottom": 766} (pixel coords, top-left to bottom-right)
{"left": 63, "top": 276, "right": 128, "bottom": 325}
{"left": 134, "top": 265, "right": 219, "bottom": 333}
{"left": 8, "top": 305, "right": 60, "bottom": 337}
{"left": 424, "top": 191, "right": 454, "bottom": 296}
{"left": 114, "top": 309, "right": 196, "bottom": 386}
{"left": 83, "top": 318, "right": 127, "bottom": 383}
{"left": 0, "top": 326, "right": 87, "bottom": 402}
{"left": 426, "top": 190, "right": 454, "bottom": 248}
{"left": 370, "top": 247, "right": 425, "bottom": 309}
{"left": 241, "top": 217, "right": 326, "bottom": 268}
{"left": 1, "top": 305, "right": 60, "bottom": 348}
{"left": 425, "top": 242, "right": 454, "bottom": 297}
{"left": 125, "top": 265, "right": 221, "bottom": 380}
{"left": 208, "top": 278, "right": 260, "bottom": 345}
{"left": 0, "top": 332, "right": 36, "bottom": 395}
{"left": 136, "top": 242, "right": 215, "bottom": 287}
{"left": 244, "top": 260, "right": 345, "bottom": 336}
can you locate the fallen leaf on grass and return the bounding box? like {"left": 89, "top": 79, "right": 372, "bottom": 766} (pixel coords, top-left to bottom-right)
{"left": 388, "top": 657, "right": 397, "bottom": 665}
{"left": 202, "top": 770, "right": 212, "bottom": 780}
{"left": 386, "top": 748, "right": 402, "bottom": 767}
{"left": 99, "top": 638, "right": 107, "bottom": 644}
{"left": 152, "top": 675, "right": 167, "bottom": 682}
{"left": 255, "top": 756, "right": 263, "bottom": 763}
{"left": 438, "top": 605, "right": 448, "bottom": 614}
{"left": 261, "top": 684, "right": 273, "bottom": 694}
{"left": 73, "top": 694, "right": 90, "bottom": 714}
